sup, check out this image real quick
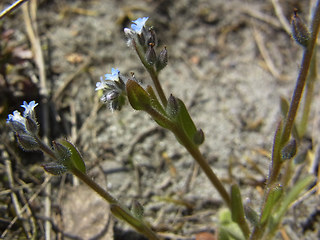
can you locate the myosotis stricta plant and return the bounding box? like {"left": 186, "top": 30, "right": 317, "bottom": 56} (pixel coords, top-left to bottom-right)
{"left": 6, "top": 1, "right": 320, "bottom": 239}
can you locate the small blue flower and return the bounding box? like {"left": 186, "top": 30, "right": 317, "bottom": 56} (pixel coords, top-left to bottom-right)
{"left": 95, "top": 68, "right": 128, "bottom": 111}
{"left": 131, "top": 17, "right": 149, "bottom": 34}
{"left": 21, "top": 101, "right": 38, "bottom": 117}
{"left": 95, "top": 76, "right": 106, "bottom": 91}
{"left": 105, "top": 68, "right": 120, "bottom": 81}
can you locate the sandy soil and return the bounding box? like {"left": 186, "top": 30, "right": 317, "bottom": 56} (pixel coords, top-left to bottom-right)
{"left": 1, "top": 0, "right": 320, "bottom": 239}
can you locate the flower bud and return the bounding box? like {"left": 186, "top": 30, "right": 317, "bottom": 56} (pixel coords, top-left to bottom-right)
{"left": 137, "top": 33, "right": 146, "bottom": 46}
{"left": 53, "top": 141, "right": 71, "bottom": 164}
{"left": 42, "top": 162, "right": 68, "bottom": 175}
{"left": 16, "top": 134, "right": 39, "bottom": 151}
{"left": 25, "top": 116, "right": 39, "bottom": 135}
{"left": 156, "top": 46, "right": 168, "bottom": 72}
{"left": 281, "top": 139, "right": 297, "bottom": 161}
{"left": 145, "top": 43, "right": 157, "bottom": 65}
{"left": 244, "top": 204, "right": 259, "bottom": 226}
{"left": 9, "top": 121, "right": 27, "bottom": 134}
{"left": 106, "top": 90, "right": 119, "bottom": 101}
{"left": 166, "top": 94, "right": 179, "bottom": 119}
{"left": 193, "top": 128, "right": 205, "bottom": 145}
{"left": 131, "top": 200, "right": 144, "bottom": 219}
{"left": 147, "top": 27, "right": 158, "bottom": 47}
{"left": 291, "top": 9, "right": 310, "bottom": 47}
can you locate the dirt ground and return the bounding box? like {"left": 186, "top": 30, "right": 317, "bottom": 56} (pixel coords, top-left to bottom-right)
{"left": 1, "top": 0, "right": 320, "bottom": 239}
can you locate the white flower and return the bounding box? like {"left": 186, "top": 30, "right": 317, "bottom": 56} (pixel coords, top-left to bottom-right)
{"left": 7, "top": 110, "right": 25, "bottom": 125}
{"left": 21, "top": 101, "right": 38, "bottom": 117}
{"left": 95, "top": 76, "right": 106, "bottom": 91}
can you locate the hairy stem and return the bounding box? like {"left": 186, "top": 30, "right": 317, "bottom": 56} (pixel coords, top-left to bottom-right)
{"left": 250, "top": 2, "right": 320, "bottom": 239}
{"left": 281, "top": 2, "right": 320, "bottom": 146}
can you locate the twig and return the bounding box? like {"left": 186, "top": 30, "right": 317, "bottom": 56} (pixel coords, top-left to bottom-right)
{"left": 0, "top": 0, "right": 29, "bottom": 19}
{"left": 70, "top": 101, "right": 80, "bottom": 186}
{"left": 5, "top": 159, "right": 31, "bottom": 238}
{"left": 252, "top": 27, "right": 288, "bottom": 81}
{"left": 242, "top": 7, "right": 282, "bottom": 29}
{"left": 22, "top": 1, "right": 52, "bottom": 239}
{"left": 1, "top": 176, "right": 52, "bottom": 238}
{"left": 17, "top": 183, "right": 37, "bottom": 239}
{"left": 271, "top": 0, "right": 292, "bottom": 35}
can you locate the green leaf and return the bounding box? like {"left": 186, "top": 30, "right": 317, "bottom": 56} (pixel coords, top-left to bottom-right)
{"left": 244, "top": 205, "right": 259, "bottom": 227}
{"left": 58, "top": 139, "right": 86, "bottom": 174}
{"left": 231, "top": 184, "right": 250, "bottom": 238}
{"left": 273, "top": 175, "right": 314, "bottom": 224}
{"left": 260, "top": 184, "right": 283, "bottom": 224}
{"left": 266, "top": 175, "right": 314, "bottom": 237}
{"left": 126, "top": 79, "right": 151, "bottom": 111}
{"left": 219, "top": 209, "right": 246, "bottom": 240}
{"left": 280, "top": 97, "right": 289, "bottom": 118}
{"left": 176, "top": 98, "right": 197, "bottom": 142}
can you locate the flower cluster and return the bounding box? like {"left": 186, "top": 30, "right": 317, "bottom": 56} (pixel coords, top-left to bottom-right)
{"left": 96, "top": 17, "right": 168, "bottom": 112}
{"left": 124, "top": 17, "right": 149, "bottom": 46}
{"left": 7, "top": 101, "right": 39, "bottom": 150}
{"left": 124, "top": 17, "right": 168, "bottom": 72}
{"left": 95, "top": 68, "right": 127, "bottom": 111}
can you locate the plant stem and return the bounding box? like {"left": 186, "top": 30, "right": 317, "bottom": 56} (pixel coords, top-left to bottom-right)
{"left": 174, "top": 127, "right": 231, "bottom": 208}
{"left": 36, "top": 137, "right": 56, "bottom": 160}
{"left": 144, "top": 106, "right": 231, "bottom": 207}
{"left": 71, "top": 167, "right": 118, "bottom": 204}
{"left": 269, "top": 2, "right": 320, "bottom": 186}
{"left": 251, "top": 2, "right": 320, "bottom": 239}
{"left": 133, "top": 40, "right": 168, "bottom": 107}
{"left": 148, "top": 69, "right": 168, "bottom": 107}
{"left": 298, "top": 48, "right": 317, "bottom": 137}
{"left": 281, "top": 2, "right": 320, "bottom": 146}
{"left": 71, "top": 167, "right": 161, "bottom": 240}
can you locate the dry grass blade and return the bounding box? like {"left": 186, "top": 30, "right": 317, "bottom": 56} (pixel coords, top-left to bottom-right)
{"left": 271, "top": 0, "right": 292, "bottom": 35}
{"left": 1, "top": 176, "right": 52, "bottom": 238}
{"left": 252, "top": 27, "right": 289, "bottom": 81}
{"left": 0, "top": 0, "right": 29, "bottom": 19}
{"left": 22, "top": 0, "right": 52, "bottom": 239}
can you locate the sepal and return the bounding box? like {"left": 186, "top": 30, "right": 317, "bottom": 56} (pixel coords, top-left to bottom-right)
{"left": 16, "top": 134, "right": 39, "bottom": 151}
{"left": 25, "top": 116, "right": 39, "bottom": 135}
{"left": 156, "top": 47, "right": 168, "bottom": 72}
{"left": 57, "top": 139, "right": 86, "bottom": 174}
{"left": 42, "top": 162, "right": 68, "bottom": 175}
{"left": 291, "top": 9, "right": 311, "bottom": 47}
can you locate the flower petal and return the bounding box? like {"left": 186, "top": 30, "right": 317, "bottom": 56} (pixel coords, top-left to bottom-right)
{"left": 105, "top": 68, "right": 120, "bottom": 81}
{"left": 21, "top": 101, "right": 38, "bottom": 117}
{"left": 131, "top": 17, "right": 149, "bottom": 34}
